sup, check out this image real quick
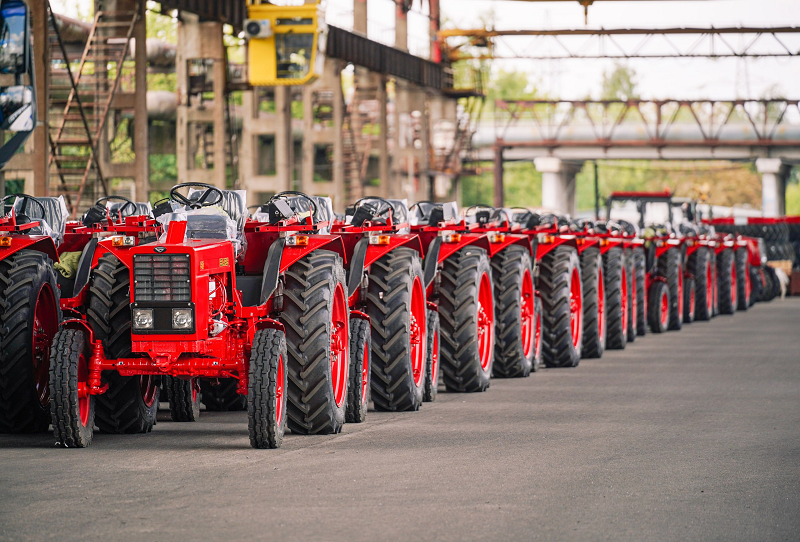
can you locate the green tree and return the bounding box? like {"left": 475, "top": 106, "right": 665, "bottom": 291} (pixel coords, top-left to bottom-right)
{"left": 600, "top": 63, "right": 639, "bottom": 101}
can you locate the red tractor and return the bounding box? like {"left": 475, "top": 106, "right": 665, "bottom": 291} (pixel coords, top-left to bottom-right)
{"left": 50, "top": 185, "right": 350, "bottom": 448}
{"left": 409, "top": 202, "right": 537, "bottom": 392}
{"left": 331, "top": 197, "right": 428, "bottom": 413}
{"left": 605, "top": 191, "right": 690, "bottom": 333}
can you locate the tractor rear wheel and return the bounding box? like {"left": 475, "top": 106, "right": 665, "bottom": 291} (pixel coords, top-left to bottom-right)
{"left": 423, "top": 309, "right": 439, "bottom": 402}
{"left": 0, "top": 250, "right": 61, "bottom": 433}
{"left": 580, "top": 247, "right": 605, "bottom": 359}
{"left": 283, "top": 250, "right": 349, "bottom": 434}
{"left": 624, "top": 248, "right": 635, "bottom": 343}
{"left": 648, "top": 281, "right": 669, "bottom": 334}
{"left": 717, "top": 249, "right": 737, "bottom": 315}
{"left": 540, "top": 245, "right": 582, "bottom": 368}
{"left": 683, "top": 277, "right": 696, "bottom": 323}
{"left": 658, "top": 248, "right": 683, "bottom": 331}
{"left": 87, "top": 254, "right": 158, "bottom": 433}
{"left": 532, "top": 295, "right": 543, "bottom": 371}
{"left": 200, "top": 379, "right": 247, "bottom": 412}
{"left": 761, "top": 267, "right": 776, "bottom": 302}
{"left": 633, "top": 248, "right": 647, "bottom": 337}
{"left": 710, "top": 250, "right": 720, "bottom": 316}
{"left": 604, "top": 247, "right": 628, "bottom": 350}
{"left": 749, "top": 266, "right": 763, "bottom": 305}
{"left": 689, "top": 248, "right": 713, "bottom": 322}
{"left": 491, "top": 245, "right": 536, "bottom": 377}
{"left": 439, "top": 247, "right": 494, "bottom": 391}
{"left": 166, "top": 376, "right": 200, "bottom": 422}
{"left": 345, "top": 317, "right": 371, "bottom": 423}
{"left": 50, "top": 329, "right": 95, "bottom": 447}
{"left": 248, "top": 328, "right": 287, "bottom": 449}
{"left": 735, "top": 248, "right": 750, "bottom": 311}
{"left": 367, "top": 248, "right": 426, "bottom": 410}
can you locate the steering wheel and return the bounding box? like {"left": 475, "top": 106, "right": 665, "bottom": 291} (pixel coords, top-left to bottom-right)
{"left": 352, "top": 197, "right": 395, "bottom": 220}
{"left": 268, "top": 191, "right": 318, "bottom": 218}
{"left": 1, "top": 194, "right": 46, "bottom": 219}
{"left": 94, "top": 195, "right": 137, "bottom": 218}
{"left": 409, "top": 200, "right": 437, "bottom": 221}
{"left": 170, "top": 183, "right": 223, "bottom": 210}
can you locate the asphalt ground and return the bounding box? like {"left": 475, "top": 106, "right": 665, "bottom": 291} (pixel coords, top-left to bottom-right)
{"left": 1, "top": 298, "right": 799, "bottom": 541}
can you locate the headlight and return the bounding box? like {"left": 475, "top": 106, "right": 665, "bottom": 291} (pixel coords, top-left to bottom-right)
{"left": 133, "top": 309, "right": 154, "bottom": 330}
{"left": 172, "top": 308, "right": 193, "bottom": 330}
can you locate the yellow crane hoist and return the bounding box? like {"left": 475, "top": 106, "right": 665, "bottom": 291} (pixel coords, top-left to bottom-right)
{"left": 244, "top": 1, "right": 327, "bottom": 86}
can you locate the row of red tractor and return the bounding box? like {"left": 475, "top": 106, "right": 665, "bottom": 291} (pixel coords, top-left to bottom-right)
{"left": 0, "top": 186, "right": 774, "bottom": 448}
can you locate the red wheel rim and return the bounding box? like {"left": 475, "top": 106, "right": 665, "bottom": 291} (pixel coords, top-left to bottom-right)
{"left": 409, "top": 277, "right": 426, "bottom": 387}
{"left": 140, "top": 376, "right": 158, "bottom": 408}
{"left": 569, "top": 268, "right": 582, "bottom": 348}
{"left": 745, "top": 262, "right": 752, "bottom": 301}
{"left": 330, "top": 283, "right": 348, "bottom": 408}
{"left": 620, "top": 268, "right": 628, "bottom": 333}
{"left": 630, "top": 269, "right": 636, "bottom": 327}
{"left": 520, "top": 269, "right": 535, "bottom": 359}
{"left": 477, "top": 272, "right": 494, "bottom": 371}
{"left": 706, "top": 261, "right": 713, "bottom": 314}
{"left": 32, "top": 284, "right": 58, "bottom": 408}
{"left": 77, "top": 351, "right": 90, "bottom": 426}
{"left": 276, "top": 354, "right": 285, "bottom": 425}
{"left": 534, "top": 302, "right": 542, "bottom": 360}
{"left": 660, "top": 288, "right": 669, "bottom": 328}
{"left": 431, "top": 325, "right": 439, "bottom": 386}
{"left": 677, "top": 267, "right": 684, "bottom": 319}
{"left": 690, "top": 285, "right": 696, "bottom": 317}
{"left": 597, "top": 266, "right": 606, "bottom": 342}
{"left": 730, "top": 258, "right": 737, "bottom": 307}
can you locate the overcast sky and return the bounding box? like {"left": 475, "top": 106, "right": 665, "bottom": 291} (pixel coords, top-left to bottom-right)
{"left": 52, "top": 0, "right": 800, "bottom": 101}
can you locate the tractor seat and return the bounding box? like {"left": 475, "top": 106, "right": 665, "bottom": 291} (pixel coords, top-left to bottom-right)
{"left": 14, "top": 196, "right": 69, "bottom": 246}
{"left": 184, "top": 189, "right": 248, "bottom": 254}
{"left": 108, "top": 201, "right": 153, "bottom": 219}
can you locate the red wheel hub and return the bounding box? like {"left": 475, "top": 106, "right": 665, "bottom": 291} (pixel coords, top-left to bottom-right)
{"left": 706, "top": 262, "right": 713, "bottom": 314}
{"left": 477, "top": 272, "right": 494, "bottom": 371}
{"left": 621, "top": 268, "right": 628, "bottom": 332}
{"left": 409, "top": 276, "right": 426, "bottom": 387}
{"left": 534, "top": 301, "right": 542, "bottom": 361}
{"left": 329, "top": 283, "right": 349, "bottom": 408}
{"left": 77, "top": 351, "right": 90, "bottom": 426}
{"left": 140, "top": 375, "right": 158, "bottom": 408}
{"left": 660, "top": 288, "right": 669, "bottom": 328}
{"left": 597, "top": 266, "right": 606, "bottom": 342}
{"left": 520, "top": 269, "right": 535, "bottom": 359}
{"left": 569, "top": 268, "right": 582, "bottom": 348}
{"left": 730, "top": 259, "right": 737, "bottom": 307}
{"left": 677, "top": 267, "right": 684, "bottom": 320}
{"left": 276, "top": 354, "right": 285, "bottom": 424}
{"left": 32, "top": 284, "right": 58, "bottom": 408}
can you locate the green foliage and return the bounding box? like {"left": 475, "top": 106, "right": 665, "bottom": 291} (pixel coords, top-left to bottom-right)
{"left": 149, "top": 155, "right": 177, "bottom": 187}
{"left": 787, "top": 166, "right": 800, "bottom": 215}
{"left": 461, "top": 161, "right": 542, "bottom": 208}
{"left": 600, "top": 63, "right": 639, "bottom": 101}
{"left": 487, "top": 68, "right": 538, "bottom": 103}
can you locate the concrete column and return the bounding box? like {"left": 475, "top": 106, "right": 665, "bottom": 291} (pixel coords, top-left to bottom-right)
{"left": 535, "top": 157, "right": 581, "bottom": 215}
{"left": 32, "top": 0, "right": 49, "bottom": 196}
{"left": 132, "top": 0, "right": 149, "bottom": 201}
{"left": 756, "top": 158, "right": 788, "bottom": 217}
{"left": 354, "top": 0, "right": 367, "bottom": 35}
{"left": 332, "top": 61, "right": 345, "bottom": 209}
{"left": 493, "top": 146, "right": 504, "bottom": 207}
{"left": 275, "top": 87, "right": 293, "bottom": 190}
{"left": 378, "top": 76, "right": 390, "bottom": 198}
{"left": 395, "top": 3, "right": 408, "bottom": 52}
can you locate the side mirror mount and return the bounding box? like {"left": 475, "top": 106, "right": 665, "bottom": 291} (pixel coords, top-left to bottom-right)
{"left": 0, "top": 0, "right": 30, "bottom": 78}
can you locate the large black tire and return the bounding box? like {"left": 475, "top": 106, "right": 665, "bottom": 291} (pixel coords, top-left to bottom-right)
{"left": 50, "top": 329, "right": 95, "bottom": 448}
{"left": 491, "top": 245, "right": 536, "bottom": 377}
{"left": 0, "top": 250, "right": 61, "bottom": 433}
{"left": 367, "top": 248, "right": 426, "bottom": 410}
{"left": 710, "top": 250, "right": 720, "bottom": 316}
{"left": 624, "top": 248, "right": 635, "bottom": 343}
{"left": 633, "top": 248, "right": 647, "bottom": 337}
{"left": 658, "top": 248, "right": 683, "bottom": 331}
{"left": 683, "top": 277, "right": 696, "bottom": 324}
{"left": 166, "top": 376, "right": 200, "bottom": 422}
{"left": 604, "top": 247, "right": 628, "bottom": 350}
{"left": 717, "top": 249, "right": 736, "bottom": 315}
{"left": 767, "top": 266, "right": 782, "bottom": 299}
{"left": 735, "top": 248, "right": 750, "bottom": 311}
{"left": 689, "top": 248, "right": 713, "bottom": 322}
{"left": 423, "top": 309, "right": 439, "bottom": 402}
{"left": 540, "top": 245, "right": 582, "bottom": 368}
{"left": 580, "top": 247, "right": 604, "bottom": 359}
{"left": 283, "top": 250, "right": 348, "bottom": 434}
{"left": 345, "top": 317, "right": 371, "bottom": 423}
{"left": 248, "top": 327, "right": 288, "bottom": 449}
{"left": 749, "top": 266, "right": 763, "bottom": 304}
{"left": 200, "top": 379, "right": 247, "bottom": 412}
{"left": 648, "top": 281, "right": 669, "bottom": 334}
{"left": 86, "top": 254, "right": 158, "bottom": 434}
{"left": 761, "top": 267, "right": 777, "bottom": 302}
{"left": 439, "top": 247, "right": 495, "bottom": 391}
{"left": 532, "top": 295, "right": 543, "bottom": 371}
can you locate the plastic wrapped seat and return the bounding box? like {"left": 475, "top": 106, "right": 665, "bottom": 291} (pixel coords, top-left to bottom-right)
{"left": 13, "top": 196, "right": 68, "bottom": 246}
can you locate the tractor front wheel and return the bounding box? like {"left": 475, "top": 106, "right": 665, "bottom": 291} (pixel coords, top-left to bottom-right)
{"left": 248, "top": 328, "right": 287, "bottom": 449}
{"left": 717, "top": 249, "right": 737, "bottom": 314}
{"left": 346, "top": 317, "right": 371, "bottom": 422}
{"left": 423, "top": 309, "right": 440, "bottom": 402}
{"left": 633, "top": 248, "right": 647, "bottom": 337}
{"left": 690, "top": 248, "right": 713, "bottom": 321}
{"left": 659, "top": 248, "right": 683, "bottom": 331}
{"left": 540, "top": 245, "right": 583, "bottom": 368}
{"left": 604, "top": 247, "right": 628, "bottom": 350}
{"left": 683, "top": 277, "right": 696, "bottom": 324}
{"left": 648, "top": 281, "right": 669, "bottom": 334}
{"left": 50, "top": 329, "right": 95, "bottom": 448}
{"left": 166, "top": 376, "right": 200, "bottom": 422}
{"left": 735, "top": 248, "right": 750, "bottom": 311}
{"left": 580, "top": 247, "right": 605, "bottom": 359}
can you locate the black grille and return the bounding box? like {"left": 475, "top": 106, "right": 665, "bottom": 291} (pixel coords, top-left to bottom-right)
{"left": 133, "top": 254, "right": 191, "bottom": 302}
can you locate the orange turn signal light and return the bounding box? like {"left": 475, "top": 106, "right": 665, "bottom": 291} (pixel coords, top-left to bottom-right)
{"left": 0, "top": 237, "right": 11, "bottom": 247}
{"left": 369, "top": 235, "right": 391, "bottom": 245}
{"left": 443, "top": 233, "right": 462, "bottom": 243}
{"left": 489, "top": 234, "right": 506, "bottom": 244}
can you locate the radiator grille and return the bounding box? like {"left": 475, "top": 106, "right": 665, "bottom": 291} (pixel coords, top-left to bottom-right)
{"left": 133, "top": 254, "right": 191, "bottom": 302}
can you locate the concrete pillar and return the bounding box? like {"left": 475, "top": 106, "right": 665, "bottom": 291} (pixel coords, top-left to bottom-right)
{"left": 493, "top": 146, "right": 504, "bottom": 207}
{"left": 377, "top": 76, "right": 390, "bottom": 198}
{"left": 535, "top": 157, "right": 581, "bottom": 216}
{"left": 32, "top": 0, "right": 49, "bottom": 197}
{"left": 275, "top": 87, "right": 293, "bottom": 190}
{"left": 756, "top": 158, "right": 789, "bottom": 217}
{"left": 132, "top": 0, "right": 149, "bottom": 201}
{"left": 354, "top": 0, "right": 367, "bottom": 35}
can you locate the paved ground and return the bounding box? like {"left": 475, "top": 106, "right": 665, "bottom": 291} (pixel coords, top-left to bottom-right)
{"left": 1, "top": 299, "right": 799, "bottom": 542}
